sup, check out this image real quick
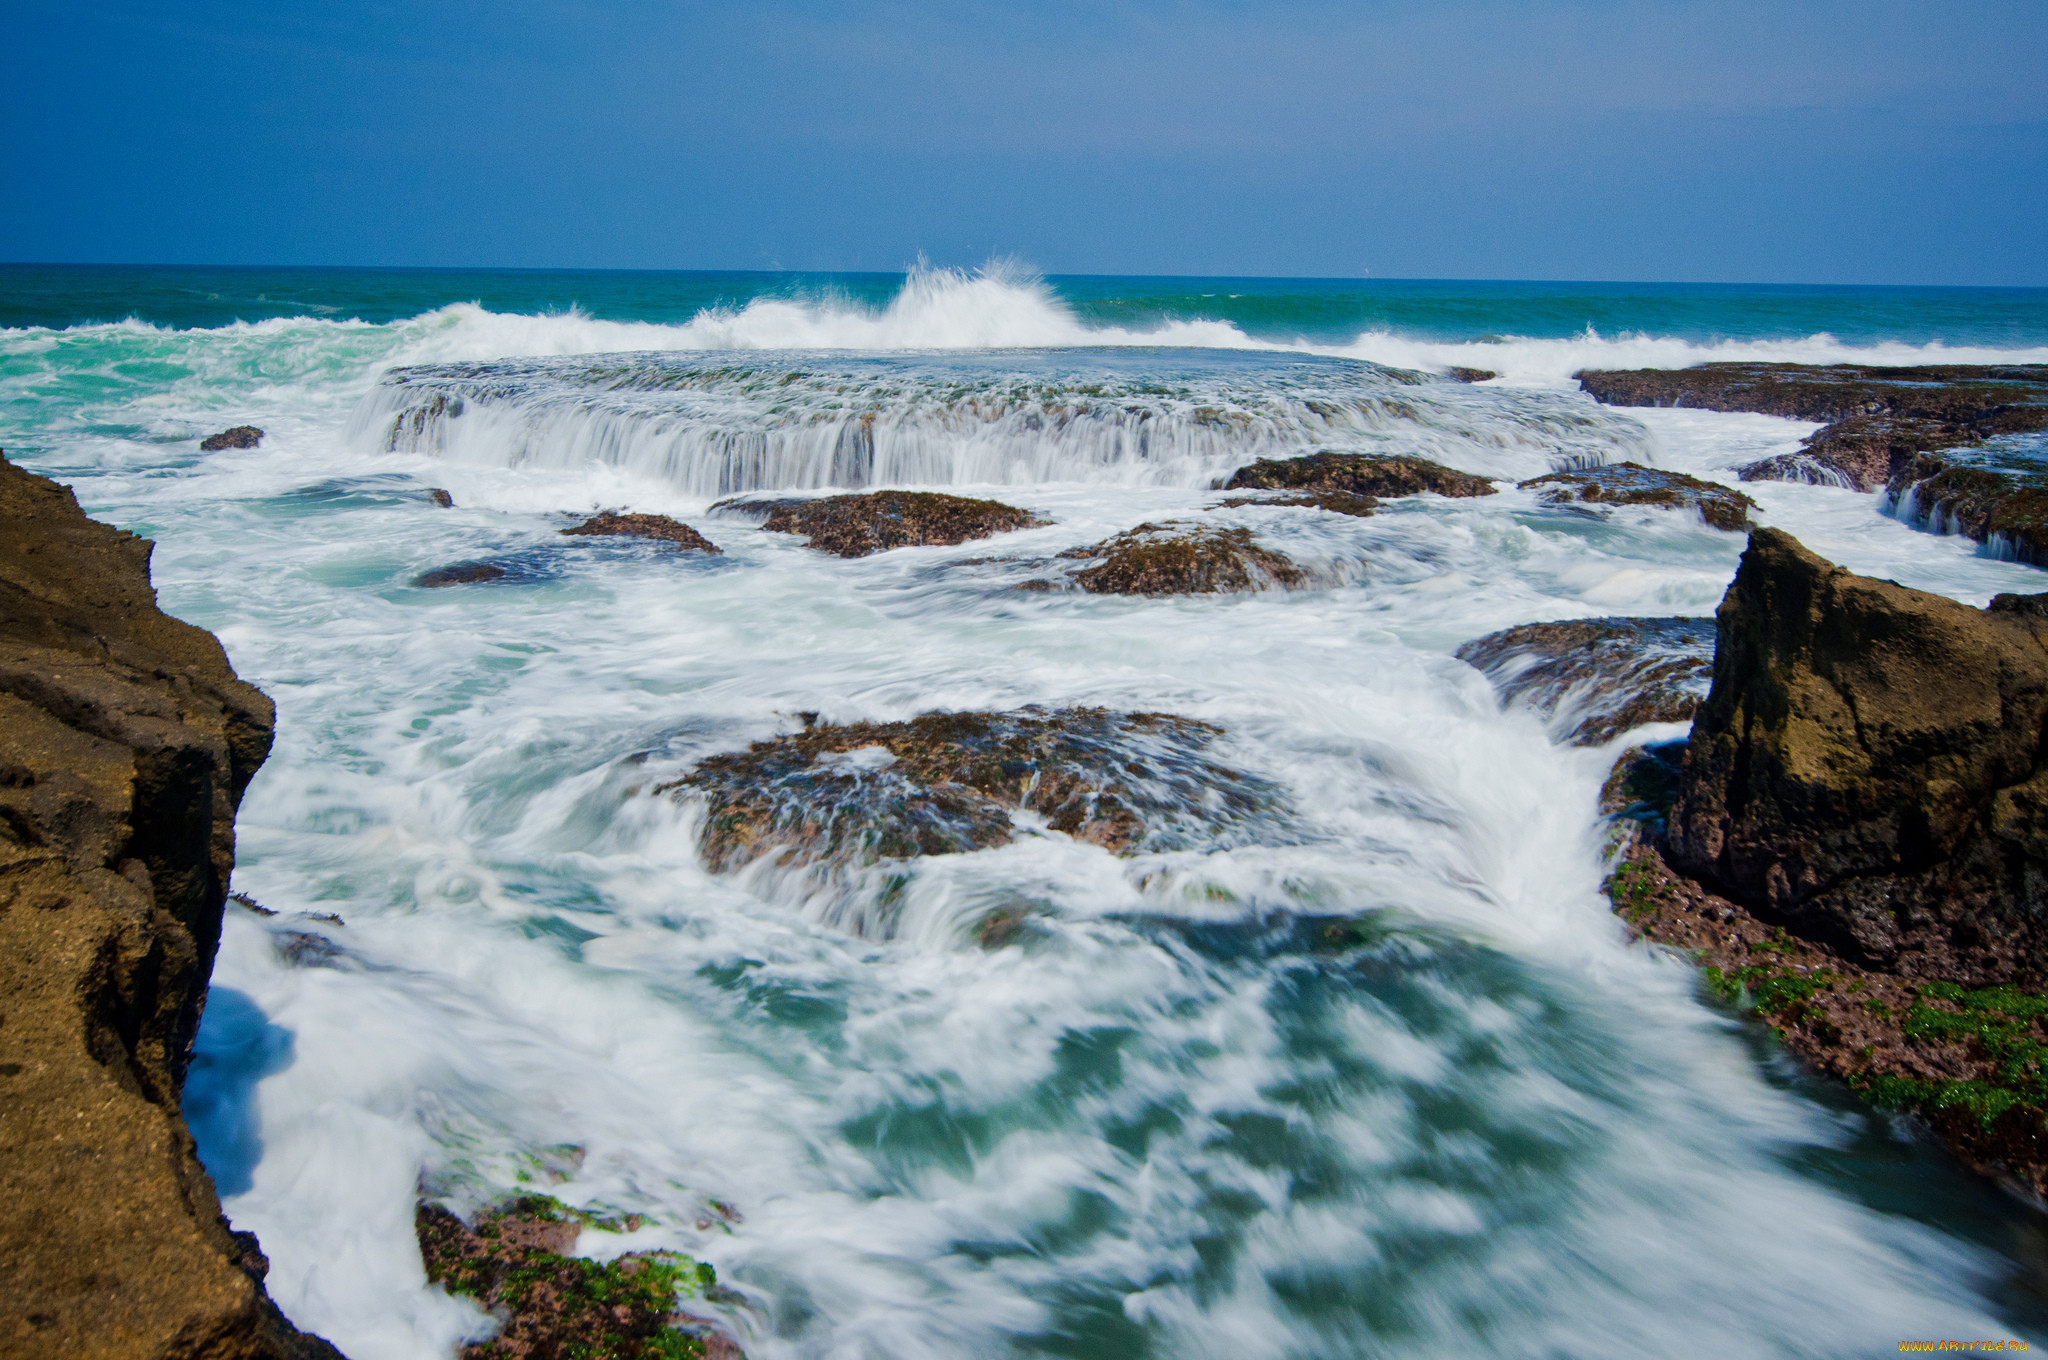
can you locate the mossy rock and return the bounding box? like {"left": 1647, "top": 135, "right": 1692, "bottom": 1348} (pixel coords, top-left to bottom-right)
{"left": 722, "top": 490, "right": 1045, "bottom": 558}
{"left": 1458, "top": 617, "right": 1714, "bottom": 746}
{"left": 417, "top": 1194, "right": 737, "bottom": 1359}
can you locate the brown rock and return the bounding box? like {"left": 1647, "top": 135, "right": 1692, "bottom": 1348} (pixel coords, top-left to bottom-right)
{"left": 1065, "top": 522, "right": 1306, "bottom": 596}
{"left": 562, "top": 511, "right": 721, "bottom": 553}
{"left": 1668, "top": 528, "right": 2048, "bottom": 984}
{"left": 1518, "top": 463, "right": 1754, "bottom": 531}
{"left": 722, "top": 491, "right": 1045, "bottom": 558}
{"left": 427, "top": 488, "right": 455, "bottom": 508}
{"left": 1444, "top": 367, "right": 1498, "bottom": 384}
{"left": 1221, "top": 452, "right": 1497, "bottom": 499}
{"left": 0, "top": 453, "right": 340, "bottom": 1358}
{"left": 200, "top": 426, "right": 265, "bottom": 452}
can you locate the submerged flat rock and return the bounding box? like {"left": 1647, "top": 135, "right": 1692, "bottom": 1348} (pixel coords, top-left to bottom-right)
{"left": 1222, "top": 451, "right": 1497, "bottom": 499}
{"left": 1457, "top": 616, "right": 1716, "bottom": 745}
{"left": 721, "top": 490, "right": 1046, "bottom": 558}
{"left": 562, "top": 510, "right": 721, "bottom": 553}
{"left": 1518, "top": 462, "right": 1754, "bottom": 531}
{"left": 1213, "top": 491, "right": 1380, "bottom": 518}
{"left": 667, "top": 707, "right": 1278, "bottom": 872}
{"left": 414, "top": 560, "right": 508, "bottom": 587}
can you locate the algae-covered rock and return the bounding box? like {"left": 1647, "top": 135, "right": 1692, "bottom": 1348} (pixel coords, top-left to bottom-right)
{"left": 200, "top": 425, "right": 265, "bottom": 451}
{"left": 722, "top": 490, "right": 1045, "bottom": 558}
{"left": 0, "top": 452, "right": 338, "bottom": 1357}
{"left": 1457, "top": 617, "right": 1715, "bottom": 746}
{"left": 1062, "top": 522, "right": 1305, "bottom": 596}
{"left": 665, "top": 707, "right": 1276, "bottom": 872}
{"left": 416, "top": 1195, "right": 739, "bottom": 1359}
{"left": 1884, "top": 454, "right": 2048, "bottom": 566}
{"left": 1221, "top": 452, "right": 1497, "bottom": 500}
{"left": 1518, "top": 463, "right": 1754, "bottom": 531}
{"left": 1668, "top": 528, "right": 2048, "bottom": 984}
{"left": 563, "top": 511, "right": 721, "bottom": 554}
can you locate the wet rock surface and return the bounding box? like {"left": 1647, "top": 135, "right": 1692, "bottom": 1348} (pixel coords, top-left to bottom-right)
{"left": 1061, "top": 522, "right": 1307, "bottom": 596}
{"left": 1222, "top": 452, "right": 1498, "bottom": 500}
{"left": 1885, "top": 454, "right": 2048, "bottom": 567}
{"left": 1518, "top": 462, "right": 1755, "bottom": 531}
{"left": 1457, "top": 616, "right": 1715, "bottom": 745}
{"left": 665, "top": 707, "right": 1278, "bottom": 873}
{"left": 415, "top": 561, "right": 510, "bottom": 588}
{"left": 428, "top": 487, "right": 455, "bottom": 508}
{"left": 416, "top": 1194, "right": 740, "bottom": 1359}
{"left": 200, "top": 425, "right": 265, "bottom": 451}
{"left": 1668, "top": 528, "right": 2048, "bottom": 985}
{"left": 0, "top": 453, "right": 339, "bottom": 1357}
{"left": 1444, "top": 367, "right": 1498, "bottom": 383}
{"left": 721, "top": 490, "right": 1045, "bottom": 558}
{"left": 563, "top": 511, "right": 722, "bottom": 554}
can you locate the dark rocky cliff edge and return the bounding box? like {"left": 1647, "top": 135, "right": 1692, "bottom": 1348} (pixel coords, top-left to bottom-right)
{"left": 0, "top": 453, "right": 342, "bottom": 1358}
{"left": 1605, "top": 527, "right": 2048, "bottom": 1194}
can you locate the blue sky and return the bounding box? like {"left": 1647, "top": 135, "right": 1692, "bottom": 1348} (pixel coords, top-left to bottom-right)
{"left": 6, "top": 0, "right": 2044, "bottom": 283}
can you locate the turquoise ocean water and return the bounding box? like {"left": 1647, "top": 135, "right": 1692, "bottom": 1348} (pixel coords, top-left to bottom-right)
{"left": 6, "top": 263, "right": 2048, "bottom": 1359}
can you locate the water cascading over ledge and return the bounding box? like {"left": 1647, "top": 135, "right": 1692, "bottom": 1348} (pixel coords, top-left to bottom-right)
{"left": 346, "top": 349, "right": 1647, "bottom": 495}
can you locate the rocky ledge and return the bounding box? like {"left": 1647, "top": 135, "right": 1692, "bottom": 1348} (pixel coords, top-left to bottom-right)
{"left": 1517, "top": 463, "right": 1755, "bottom": 531}
{"left": 1220, "top": 452, "right": 1498, "bottom": 500}
{"left": 1457, "top": 617, "right": 1715, "bottom": 746}
{"left": 0, "top": 453, "right": 340, "bottom": 1356}
{"left": 663, "top": 708, "right": 1278, "bottom": 878}
{"left": 1601, "top": 528, "right": 2048, "bottom": 1193}
{"left": 417, "top": 1194, "right": 741, "bottom": 1359}
{"left": 1577, "top": 365, "right": 2048, "bottom": 537}
{"left": 716, "top": 490, "right": 1044, "bottom": 558}
{"left": 1212, "top": 492, "right": 1381, "bottom": 519}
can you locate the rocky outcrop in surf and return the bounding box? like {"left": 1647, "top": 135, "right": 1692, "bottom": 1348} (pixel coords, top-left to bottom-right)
{"left": 718, "top": 490, "right": 1045, "bottom": 558}
{"left": 1518, "top": 463, "right": 1754, "bottom": 531}
{"left": 664, "top": 708, "right": 1277, "bottom": 873}
{"left": 1058, "top": 522, "right": 1306, "bottom": 596}
{"left": 1607, "top": 528, "right": 2048, "bottom": 1192}
{"left": 1221, "top": 452, "right": 1497, "bottom": 500}
{"left": 1212, "top": 491, "right": 1380, "bottom": 518}
{"left": 1457, "top": 617, "right": 1715, "bottom": 745}
{"left": 0, "top": 452, "right": 340, "bottom": 1357}
{"left": 200, "top": 425, "right": 265, "bottom": 451}
{"left": 563, "top": 511, "right": 722, "bottom": 554}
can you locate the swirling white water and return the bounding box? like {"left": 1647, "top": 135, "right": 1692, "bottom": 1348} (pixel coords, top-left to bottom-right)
{"left": 7, "top": 265, "right": 2048, "bottom": 1359}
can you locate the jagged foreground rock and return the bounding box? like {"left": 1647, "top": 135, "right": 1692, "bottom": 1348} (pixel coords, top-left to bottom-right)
{"left": 0, "top": 453, "right": 341, "bottom": 1358}
{"left": 1605, "top": 529, "right": 2048, "bottom": 1191}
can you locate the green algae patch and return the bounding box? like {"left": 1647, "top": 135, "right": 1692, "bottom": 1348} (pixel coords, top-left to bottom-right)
{"left": 417, "top": 1195, "right": 739, "bottom": 1359}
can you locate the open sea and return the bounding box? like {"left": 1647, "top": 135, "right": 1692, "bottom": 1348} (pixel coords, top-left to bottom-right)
{"left": 7, "top": 262, "right": 2048, "bottom": 1359}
